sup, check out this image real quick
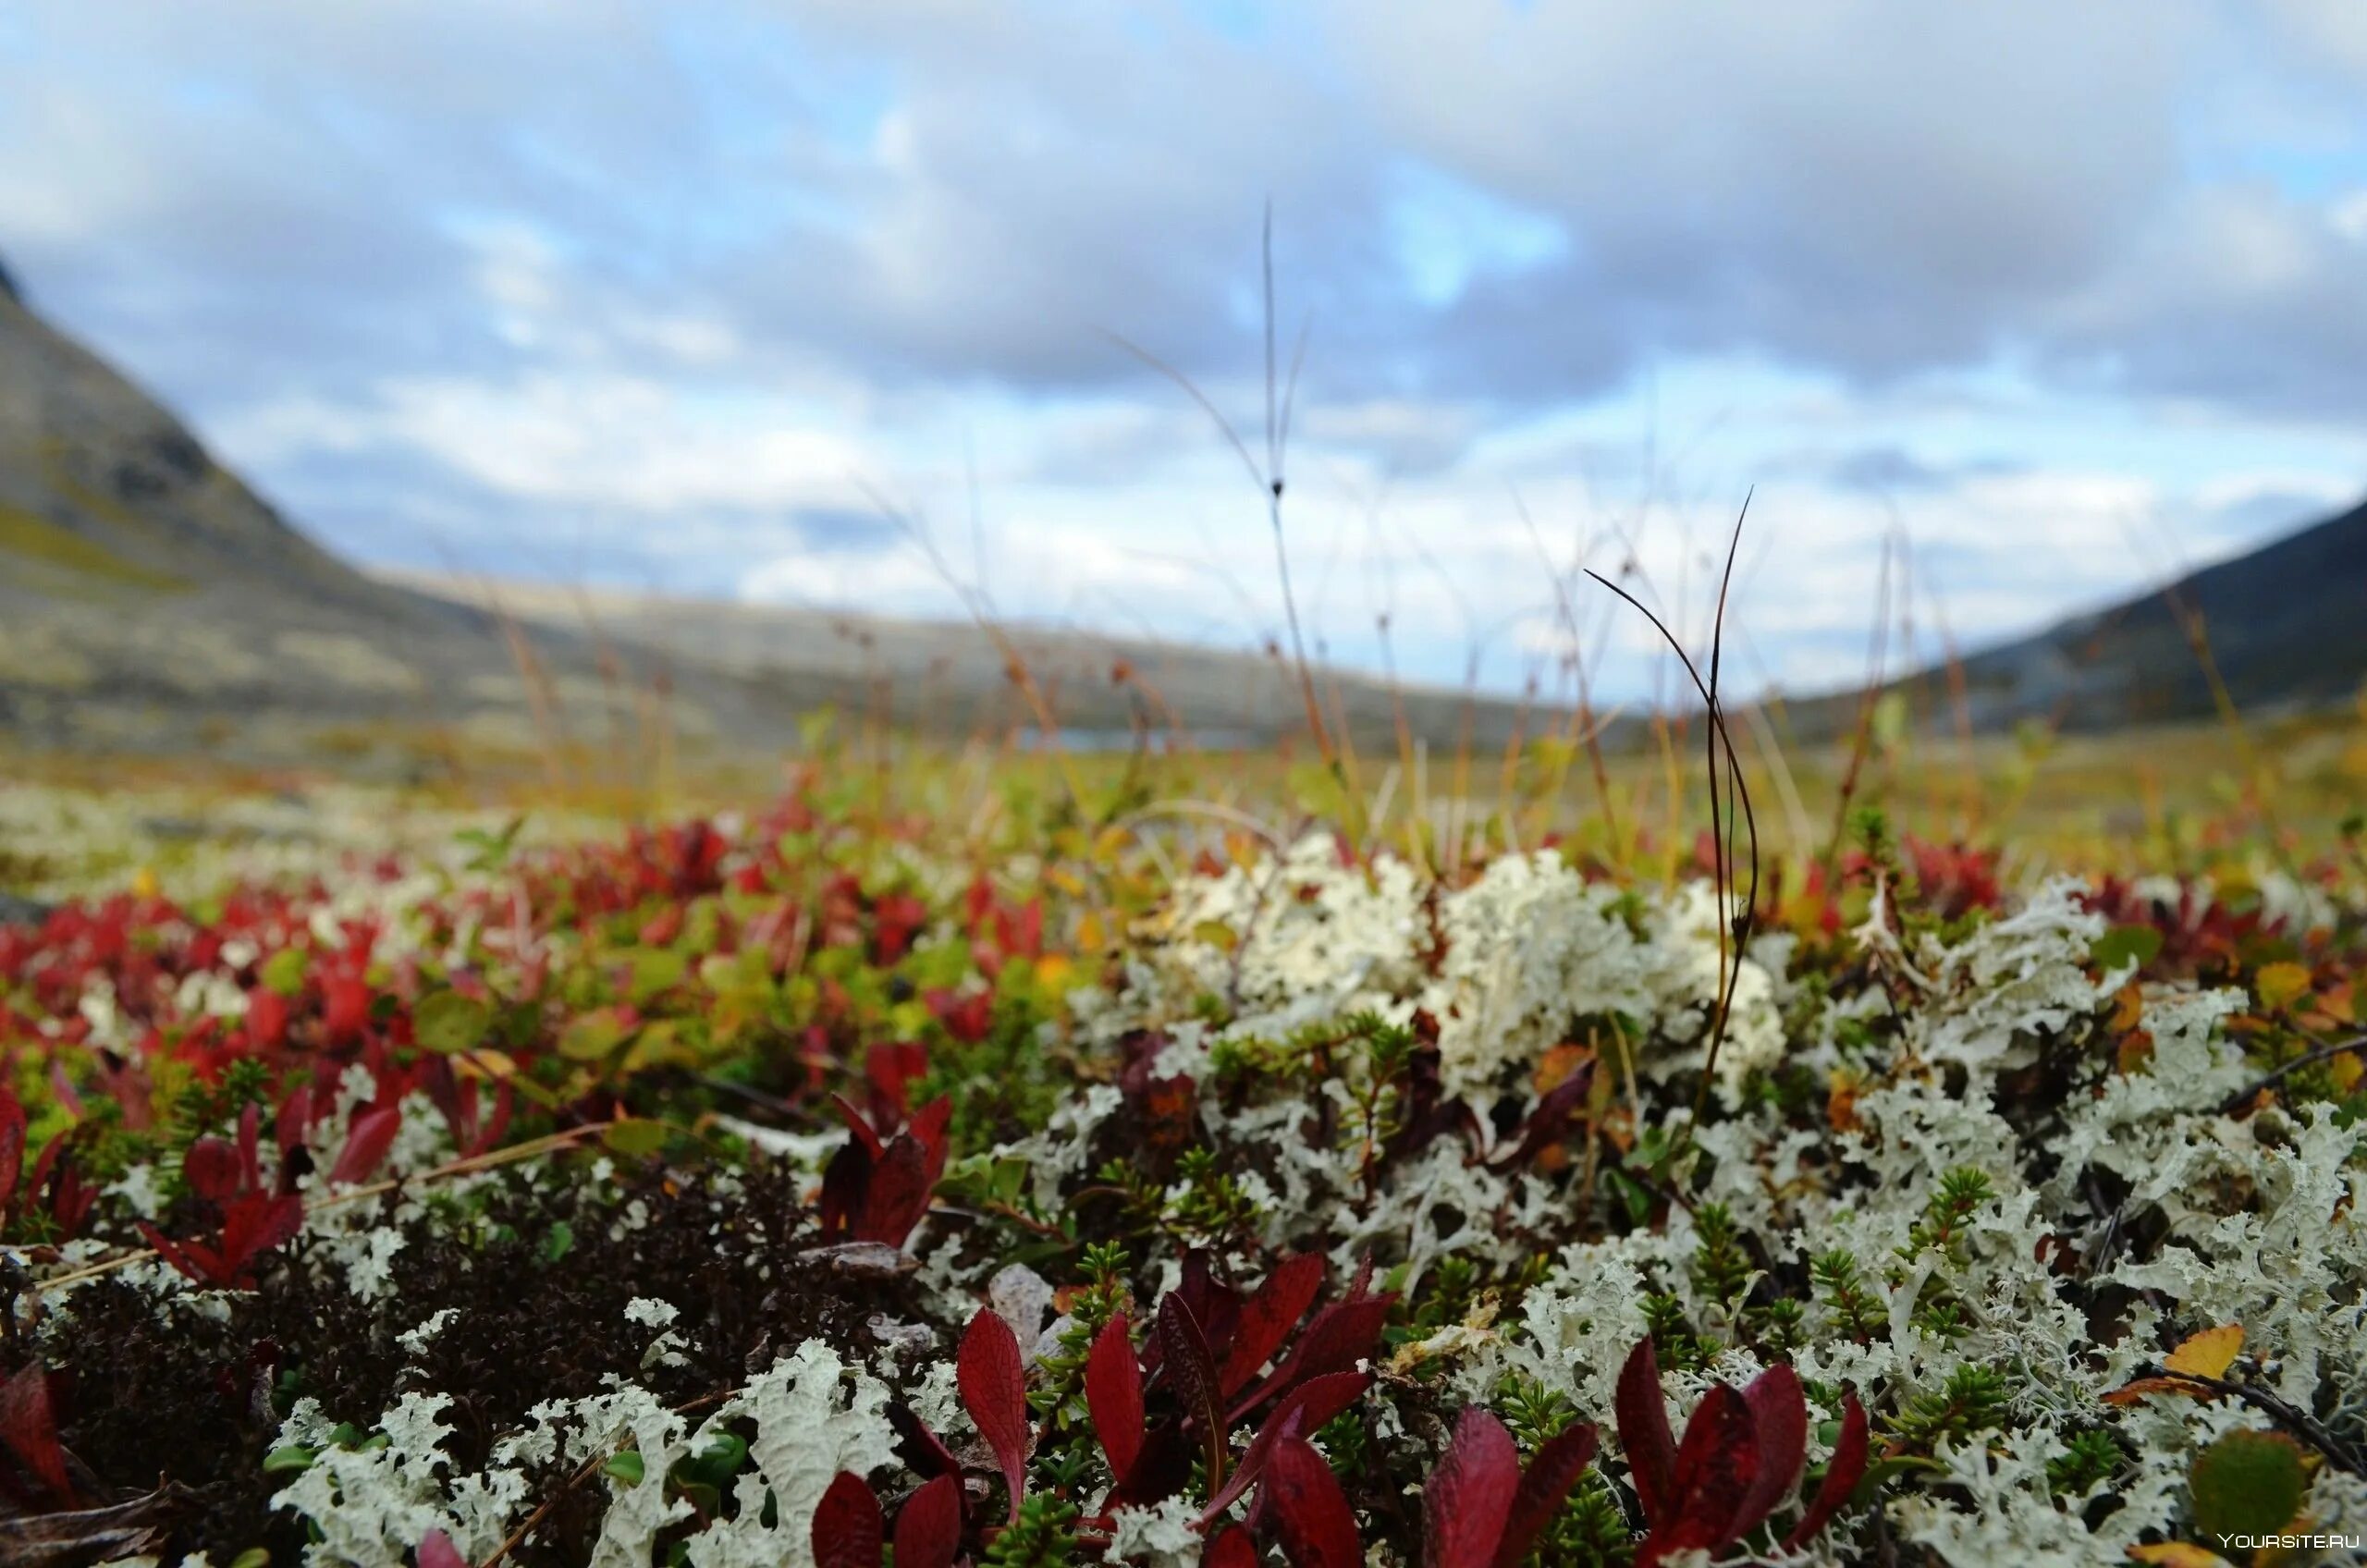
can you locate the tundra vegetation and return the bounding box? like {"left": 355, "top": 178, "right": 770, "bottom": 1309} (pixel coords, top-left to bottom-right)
{"left": 1, "top": 677, "right": 2364, "bottom": 1568}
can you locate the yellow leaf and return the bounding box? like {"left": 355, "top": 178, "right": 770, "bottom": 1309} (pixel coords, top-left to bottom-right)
{"left": 2163, "top": 1323, "right": 2243, "bottom": 1379}
{"left": 1075, "top": 911, "right": 1107, "bottom": 953}
{"left": 2126, "top": 1544, "right": 2230, "bottom": 1567}
{"left": 131, "top": 865, "right": 160, "bottom": 900}
{"left": 2255, "top": 962, "right": 2312, "bottom": 1011}
{"left": 2332, "top": 1049, "right": 2363, "bottom": 1094}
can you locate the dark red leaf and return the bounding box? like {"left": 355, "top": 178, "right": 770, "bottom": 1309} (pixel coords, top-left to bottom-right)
{"left": 1202, "top": 1371, "right": 1370, "bottom": 1525}
{"left": 1641, "top": 1384, "right": 1759, "bottom": 1565}
{"left": 818, "top": 1138, "right": 872, "bottom": 1241}
{"left": 958, "top": 1307, "right": 1030, "bottom": 1522}
{"left": 1229, "top": 1291, "right": 1396, "bottom": 1422}
{"left": 328, "top": 1103, "right": 402, "bottom": 1186}
{"left": 855, "top": 1135, "right": 932, "bottom": 1247}
{"left": 416, "top": 1528, "right": 466, "bottom": 1568}
{"left": 812, "top": 1471, "right": 884, "bottom": 1568}
{"left": 1490, "top": 1422, "right": 1599, "bottom": 1568}
{"left": 182, "top": 1137, "right": 242, "bottom": 1206}
{"left": 888, "top": 1403, "right": 963, "bottom": 1482}
{"left": 1159, "top": 1294, "right": 1229, "bottom": 1488}
{"left": 1423, "top": 1408, "right": 1520, "bottom": 1568}
{"left": 1733, "top": 1363, "right": 1807, "bottom": 1539}
{"left": 1086, "top": 1313, "right": 1146, "bottom": 1480}
{"left": 1203, "top": 1525, "right": 1258, "bottom": 1568}
{"left": 1781, "top": 1393, "right": 1869, "bottom": 1552}
{"left": 1110, "top": 1418, "right": 1194, "bottom": 1508}
{"left": 221, "top": 1194, "right": 305, "bottom": 1279}
{"left": 1613, "top": 1339, "right": 1676, "bottom": 1530}
{"left": 0, "top": 1090, "right": 25, "bottom": 1219}
{"left": 1149, "top": 1252, "right": 1240, "bottom": 1378}
{"left": 0, "top": 1364, "right": 72, "bottom": 1504}
{"left": 830, "top": 1093, "right": 888, "bottom": 1160}
{"left": 1264, "top": 1437, "right": 1362, "bottom": 1568}
{"left": 276, "top": 1083, "right": 315, "bottom": 1158}
{"left": 909, "top": 1094, "right": 955, "bottom": 1189}
{"left": 893, "top": 1474, "right": 963, "bottom": 1568}
{"left": 1219, "top": 1253, "right": 1324, "bottom": 1397}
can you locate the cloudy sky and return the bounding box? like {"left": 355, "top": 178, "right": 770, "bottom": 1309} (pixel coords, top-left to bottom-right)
{"left": 6, "top": 2, "right": 2366, "bottom": 700}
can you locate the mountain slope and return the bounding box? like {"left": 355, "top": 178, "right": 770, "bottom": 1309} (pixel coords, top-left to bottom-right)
{"left": 0, "top": 275, "right": 840, "bottom": 768}
{"left": 1951, "top": 495, "right": 2367, "bottom": 729}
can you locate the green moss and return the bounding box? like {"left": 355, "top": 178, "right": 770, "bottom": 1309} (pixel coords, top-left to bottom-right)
{"left": 0, "top": 505, "right": 185, "bottom": 591}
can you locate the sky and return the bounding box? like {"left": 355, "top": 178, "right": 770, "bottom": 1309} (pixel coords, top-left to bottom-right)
{"left": 5, "top": 1, "right": 2367, "bottom": 702}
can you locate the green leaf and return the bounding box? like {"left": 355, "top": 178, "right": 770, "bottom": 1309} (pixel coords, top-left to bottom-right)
{"left": 558, "top": 1009, "right": 632, "bottom": 1062}
{"left": 262, "top": 1444, "right": 316, "bottom": 1474}
{"left": 541, "top": 1220, "right": 576, "bottom": 1263}
{"left": 260, "top": 947, "right": 309, "bottom": 998}
{"left": 412, "top": 989, "right": 493, "bottom": 1056}
{"left": 2189, "top": 1429, "right": 2307, "bottom": 1538}
{"left": 628, "top": 948, "right": 689, "bottom": 1003}
{"left": 605, "top": 1450, "right": 647, "bottom": 1486}
{"left": 604, "top": 1118, "right": 669, "bottom": 1158}
{"left": 2091, "top": 924, "right": 2164, "bottom": 974}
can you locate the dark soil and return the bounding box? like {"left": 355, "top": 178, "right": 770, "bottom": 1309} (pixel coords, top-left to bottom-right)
{"left": 17, "top": 1162, "right": 914, "bottom": 1565}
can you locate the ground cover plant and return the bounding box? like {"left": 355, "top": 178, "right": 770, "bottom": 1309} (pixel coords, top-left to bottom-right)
{"left": 1, "top": 719, "right": 2363, "bottom": 1568}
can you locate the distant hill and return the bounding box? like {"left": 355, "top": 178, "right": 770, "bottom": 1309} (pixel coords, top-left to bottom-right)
{"left": 1800, "top": 495, "right": 2367, "bottom": 737}
{"left": 0, "top": 263, "right": 1528, "bottom": 767}
{"left": 386, "top": 571, "right": 1538, "bottom": 754}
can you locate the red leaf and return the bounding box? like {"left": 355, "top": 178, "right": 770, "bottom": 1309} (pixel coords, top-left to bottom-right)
{"left": 1733, "top": 1363, "right": 1807, "bottom": 1539}
{"left": 1640, "top": 1384, "right": 1759, "bottom": 1565}
{"left": 182, "top": 1136, "right": 243, "bottom": 1205}
{"left": 888, "top": 1403, "right": 964, "bottom": 1482}
{"left": 1160, "top": 1294, "right": 1229, "bottom": 1488}
{"left": 329, "top": 1102, "right": 402, "bottom": 1186}
{"left": 1202, "top": 1371, "right": 1370, "bottom": 1525}
{"left": 1229, "top": 1291, "right": 1396, "bottom": 1422}
{"left": 1490, "top": 1422, "right": 1599, "bottom": 1568}
{"left": 1613, "top": 1339, "right": 1676, "bottom": 1530}
{"left": 416, "top": 1529, "right": 467, "bottom": 1568}
{"left": 1110, "top": 1417, "right": 1194, "bottom": 1509}
{"left": 1219, "top": 1253, "right": 1324, "bottom": 1396}
{"left": 1086, "top": 1313, "right": 1146, "bottom": 1480}
{"left": 818, "top": 1137, "right": 871, "bottom": 1241}
{"left": 276, "top": 1084, "right": 316, "bottom": 1158}
{"left": 813, "top": 1471, "right": 884, "bottom": 1568}
{"left": 218, "top": 1193, "right": 306, "bottom": 1283}
{"left": 1781, "top": 1393, "right": 1869, "bottom": 1552}
{"left": 909, "top": 1095, "right": 955, "bottom": 1190}
{"left": 958, "top": 1308, "right": 1030, "bottom": 1522}
{"left": 1203, "top": 1525, "right": 1258, "bottom": 1568}
{"left": 0, "top": 1364, "right": 72, "bottom": 1504}
{"left": 0, "top": 1089, "right": 25, "bottom": 1219}
{"left": 1264, "top": 1437, "right": 1362, "bottom": 1568}
{"left": 830, "top": 1093, "right": 888, "bottom": 1160}
{"left": 855, "top": 1135, "right": 931, "bottom": 1247}
{"left": 1424, "top": 1408, "right": 1520, "bottom": 1568}
{"left": 894, "top": 1474, "right": 963, "bottom": 1568}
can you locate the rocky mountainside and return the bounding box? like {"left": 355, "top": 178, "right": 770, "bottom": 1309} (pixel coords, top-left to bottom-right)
{"left": 0, "top": 271, "right": 855, "bottom": 772}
